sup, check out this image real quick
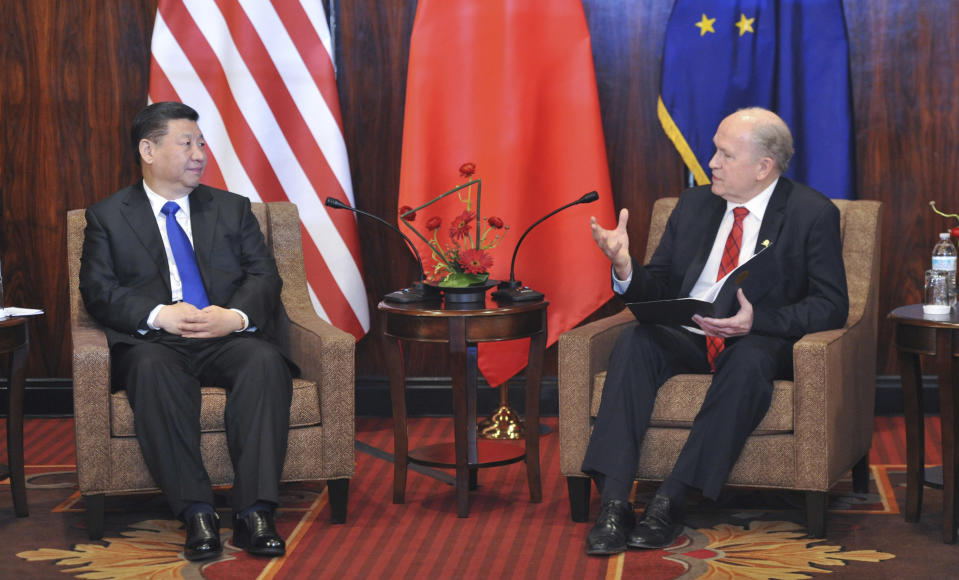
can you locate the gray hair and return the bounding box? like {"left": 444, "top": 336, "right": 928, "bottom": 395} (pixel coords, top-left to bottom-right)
{"left": 738, "top": 107, "right": 794, "bottom": 174}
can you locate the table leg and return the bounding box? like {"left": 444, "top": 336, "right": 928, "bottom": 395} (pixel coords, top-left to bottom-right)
{"left": 7, "top": 339, "right": 28, "bottom": 517}
{"left": 385, "top": 337, "right": 408, "bottom": 504}
{"left": 449, "top": 317, "right": 471, "bottom": 517}
{"left": 525, "top": 319, "right": 546, "bottom": 503}
{"left": 940, "top": 329, "right": 958, "bottom": 543}
{"left": 466, "top": 344, "right": 478, "bottom": 490}
{"left": 898, "top": 346, "right": 924, "bottom": 522}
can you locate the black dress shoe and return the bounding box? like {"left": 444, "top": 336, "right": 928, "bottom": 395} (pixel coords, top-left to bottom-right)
{"left": 627, "top": 494, "right": 684, "bottom": 549}
{"left": 233, "top": 510, "right": 286, "bottom": 557}
{"left": 585, "top": 499, "right": 635, "bottom": 556}
{"left": 184, "top": 512, "right": 222, "bottom": 561}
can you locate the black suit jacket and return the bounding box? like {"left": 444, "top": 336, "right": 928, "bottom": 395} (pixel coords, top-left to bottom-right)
{"left": 622, "top": 177, "right": 848, "bottom": 340}
{"left": 79, "top": 183, "right": 291, "bottom": 355}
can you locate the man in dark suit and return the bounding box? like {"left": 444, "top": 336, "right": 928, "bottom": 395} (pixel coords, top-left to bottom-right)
{"left": 79, "top": 102, "right": 293, "bottom": 560}
{"left": 582, "top": 108, "right": 848, "bottom": 555}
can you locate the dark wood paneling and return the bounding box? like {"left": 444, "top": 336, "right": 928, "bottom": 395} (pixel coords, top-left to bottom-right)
{"left": 0, "top": 0, "right": 955, "bottom": 382}
{"left": 0, "top": 0, "right": 157, "bottom": 379}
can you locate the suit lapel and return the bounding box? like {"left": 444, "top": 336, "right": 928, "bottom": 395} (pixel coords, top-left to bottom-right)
{"left": 188, "top": 186, "right": 217, "bottom": 287}
{"left": 679, "top": 195, "right": 726, "bottom": 296}
{"left": 120, "top": 184, "right": 171, "bottom": 291}
{"left": 755, "top": 178, "right": 791, "bottom": 252}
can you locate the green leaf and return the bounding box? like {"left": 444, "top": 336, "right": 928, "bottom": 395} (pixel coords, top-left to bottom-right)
{"left": 439, "top": 272, "right": 489, "bottom": 287}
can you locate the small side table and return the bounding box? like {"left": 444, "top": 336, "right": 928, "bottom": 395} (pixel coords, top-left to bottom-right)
{"left": 379, "top": 298, "right": 547, "bottom": 517}
{"left": 889, "top": 304, "right": 958, "bottom": 543}
{"left": 0, "top": 316, "right": 30, "bottom": 517}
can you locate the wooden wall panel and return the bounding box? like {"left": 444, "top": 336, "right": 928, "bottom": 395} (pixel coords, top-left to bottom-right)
{"left": 0, "top": 0, "right": 157, "bottom": 379}
{"left": 1, "top": 0, "right": 956, "bottom": 382}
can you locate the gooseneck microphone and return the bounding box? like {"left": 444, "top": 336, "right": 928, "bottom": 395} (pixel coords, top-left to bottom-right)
{"left": 492, "top": 191, "right": 600, "bottom": 302}
{"left": 325, "top": 197, "right": 439, "bottom": 303}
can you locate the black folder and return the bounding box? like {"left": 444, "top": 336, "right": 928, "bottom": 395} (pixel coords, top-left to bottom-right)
{"left": 627, "top": 244, "right": 777, "bottom": 326}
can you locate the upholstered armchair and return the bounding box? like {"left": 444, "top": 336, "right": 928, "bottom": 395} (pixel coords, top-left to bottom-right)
{"left": 67, "top": 201, "right": 355, "bottom": 539}
{"left": 558, "top": 198, "right": 882, "bottom": 537}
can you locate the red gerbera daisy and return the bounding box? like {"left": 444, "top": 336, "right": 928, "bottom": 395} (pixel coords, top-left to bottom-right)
{"left": 426, "top": 216, "right": 442, "bottom": 231}
{"left": 458, "top": 248, "right": 493, "bottom": 274}
{"left": 487, "top": 216, "right": 504, "bottom": 229}
{"left": 449, "top": 210, "right": 475, "bottom": 241}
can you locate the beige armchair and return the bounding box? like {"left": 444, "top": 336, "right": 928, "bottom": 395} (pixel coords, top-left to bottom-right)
{"left": 559, "top": 198, "right": 882, "bottom": 537}
{"left": 67, "top": 202, "right": 356, "bottom": 539}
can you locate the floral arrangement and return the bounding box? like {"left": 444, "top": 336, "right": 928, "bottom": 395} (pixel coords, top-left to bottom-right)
{"left": 930, "top": 202, "right": 959, "bottom": 238}
{"left": 399, "top": 163, "right": 509, "bottom": 287}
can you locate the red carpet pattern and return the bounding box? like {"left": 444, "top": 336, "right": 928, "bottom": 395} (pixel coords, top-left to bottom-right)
{"left": 1, "top": 416, "right": 954, "bottom": 578}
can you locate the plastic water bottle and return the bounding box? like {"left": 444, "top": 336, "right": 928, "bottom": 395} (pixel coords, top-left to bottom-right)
{"left": 932, "top": 232, "right": 957, "bottom": 305}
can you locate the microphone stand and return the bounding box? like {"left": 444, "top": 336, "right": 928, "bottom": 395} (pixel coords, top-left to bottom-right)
{"left": 325, "top": 197, "right": 440, "bottom": 303}
{"left": 491, "top": 191, "right": 600, "bottom": 302}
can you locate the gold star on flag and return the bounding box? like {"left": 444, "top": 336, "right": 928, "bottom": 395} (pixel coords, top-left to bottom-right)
{"left": 735, "top": 13, "right": 755, "bottom": 36}
{"left": 695, "top": 13, "right": 716, "bottom": 36}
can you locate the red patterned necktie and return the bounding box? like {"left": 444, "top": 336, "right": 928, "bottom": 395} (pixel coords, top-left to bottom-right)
{"left": 706, "top": 207, "right": 749, "bottom": 370}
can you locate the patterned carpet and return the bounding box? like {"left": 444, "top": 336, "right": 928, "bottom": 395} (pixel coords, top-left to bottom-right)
{"left": 0, "top": 416, "right": 956, "bottom": 578}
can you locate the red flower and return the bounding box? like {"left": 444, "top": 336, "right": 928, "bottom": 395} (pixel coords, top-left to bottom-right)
{"left": 449, "top": 210, "right": 475, "bottom": 241}
{"left": 426, "top": 216, "right": 442, "bottom": 231}
{"left": 459, "top": 162, "right": 476, "bottom": 178}
{"left": 398, "top": 205, "right": 416, "bottom": 221}
{"left": 458, "top": 248, "right": 493, "bottom": 274}
{"left": 487, "top": 216, "right": 504, "bottom": 229}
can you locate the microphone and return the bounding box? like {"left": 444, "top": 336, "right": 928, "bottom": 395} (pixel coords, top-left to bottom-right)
{"left": 492, "top": 191, "right": 600, "bottom": 302}
{"left": 324, "top": 197, "right": 440, "bottom": 303}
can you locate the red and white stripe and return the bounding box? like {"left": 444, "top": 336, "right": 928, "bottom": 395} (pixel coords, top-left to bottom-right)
{"left": 148, "top": 0, "right": 369, "bottom": 337}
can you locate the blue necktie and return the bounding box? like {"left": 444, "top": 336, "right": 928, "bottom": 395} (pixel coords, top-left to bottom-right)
{"left": 161, "top": 201, "right": 210, "bottom": 308}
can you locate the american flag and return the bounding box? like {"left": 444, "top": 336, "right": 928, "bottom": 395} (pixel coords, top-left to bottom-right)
{"left": 147, "top": 0, "right": 369, "bottom": 337}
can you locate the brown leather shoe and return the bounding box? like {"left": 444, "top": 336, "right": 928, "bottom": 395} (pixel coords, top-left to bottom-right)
{"left": 627, "top": 494, "right": 684, "bottom": 549}
{"left": 233, "top": 510, "right": 286, "bottom": 557}
{"left": 585, "top": 499, "right": 635, "bottom": 555}
{"left": 184, "top": 512, "right": 222, "bottom": 561}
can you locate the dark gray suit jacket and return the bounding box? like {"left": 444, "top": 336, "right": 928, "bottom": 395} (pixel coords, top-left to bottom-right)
{"left": 621, "top": 177, "right": 848, "bottom": 340}
{"left": 79, "top": 183, "right": 291, "bottom": 355}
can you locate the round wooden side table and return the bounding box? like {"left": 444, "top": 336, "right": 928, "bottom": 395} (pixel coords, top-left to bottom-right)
{"left": 379, "top": 297, "right": 547, "bottom": 517}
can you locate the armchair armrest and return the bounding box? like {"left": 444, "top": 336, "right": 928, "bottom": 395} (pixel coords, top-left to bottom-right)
{"left": 286, "top": 304, "right": 356, "bottom": 479}
{"left": 792, "top": 312, "right": 876, "bottom": 490}
{"left": 70, "top": 321, "right": 112, "bottom": 492}
{"left": 558, "top": 308, "right": 636, "bottom": 475}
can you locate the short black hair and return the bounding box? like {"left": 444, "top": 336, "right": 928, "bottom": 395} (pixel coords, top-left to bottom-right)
{"left": 130, "top": 102, "right": 200, "bottom": 163}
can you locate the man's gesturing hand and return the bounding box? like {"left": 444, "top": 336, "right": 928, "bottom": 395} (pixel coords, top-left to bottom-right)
{"left": 155, "top": 303, "right": 245, "bottom": 338}
{"left": 591, "top": 208, "right": 632, "bottom": 280}
{"left": 692, "top": 289, "right": 754, "bottom": 338}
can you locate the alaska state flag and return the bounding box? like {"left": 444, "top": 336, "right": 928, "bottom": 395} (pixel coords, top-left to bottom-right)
{"left": 659, "top": 0, "right": 855, "bottom": 198}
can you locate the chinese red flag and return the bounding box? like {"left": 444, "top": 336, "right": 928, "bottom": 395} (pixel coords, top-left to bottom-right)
{"left": 398, "top": 0, "right": 615, "bottom": 386}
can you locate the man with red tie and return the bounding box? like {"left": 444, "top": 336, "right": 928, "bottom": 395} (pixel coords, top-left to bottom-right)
{"left": 79, "top": 102, "right": 293, "bottom": 561}
{"left": 582, "top": 108, "right": 849, "bottom": 555}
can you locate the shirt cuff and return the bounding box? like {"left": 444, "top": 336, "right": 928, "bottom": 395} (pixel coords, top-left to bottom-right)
{"left": 230, "top": 308, "right": 250, "bottom": 332}
{"left": 144, "top": 304, "right": 165, "bottom": 332}
{"left": 612, "top": 266, "right": 632, "bottom": 295}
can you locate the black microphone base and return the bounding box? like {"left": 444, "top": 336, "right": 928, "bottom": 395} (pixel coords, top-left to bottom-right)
{"left": 384, "top": 281, "right": 442, "bottom": 303}
{"left": 492, "top": 280, "right": 544, "bottom": 302}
